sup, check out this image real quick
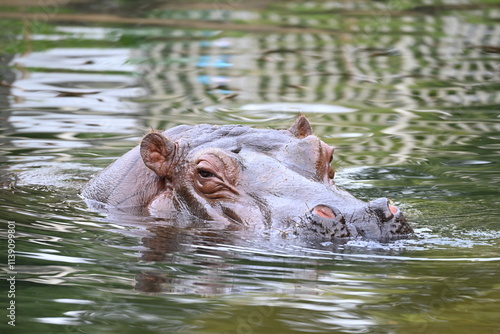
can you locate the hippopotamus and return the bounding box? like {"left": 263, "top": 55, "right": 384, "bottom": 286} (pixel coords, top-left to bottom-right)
{"left": 82, "top": 116, "right": 413, "bottom": 241}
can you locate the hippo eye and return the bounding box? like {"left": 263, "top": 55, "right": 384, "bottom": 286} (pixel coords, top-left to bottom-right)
{"left": 194, "top": 154, "right": 240, "bottom": 199}
{"left": 327, "top": 153, "right": 335, "bottom": 179}
{"left": 198, "top": 169, "right": 215, "bottom": 178}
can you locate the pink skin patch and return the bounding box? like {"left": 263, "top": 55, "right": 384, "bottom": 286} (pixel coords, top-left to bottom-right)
{"left": 313, "top": 205, "right": 336, "bottom": 219}
{"left": 313, "top": 204, "right": 398, "bottom": 219}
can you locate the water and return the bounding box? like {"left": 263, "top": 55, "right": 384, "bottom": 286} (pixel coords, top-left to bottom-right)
{"left": 1, "top": 0, "right": 499, "bottom": 333}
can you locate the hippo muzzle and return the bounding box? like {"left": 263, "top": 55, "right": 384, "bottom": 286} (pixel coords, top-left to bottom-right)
{"left": 307, "top": 198, "right": 412, "bottom": 240}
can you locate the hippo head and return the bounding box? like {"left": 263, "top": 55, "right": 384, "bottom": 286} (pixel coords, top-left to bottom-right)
{"left": 134, "top": 116, "right": 413, "bottom": 241}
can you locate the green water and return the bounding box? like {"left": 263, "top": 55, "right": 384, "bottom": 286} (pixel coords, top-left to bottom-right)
{"left": 0, "top": 0, "right": 499, "bottom": 333}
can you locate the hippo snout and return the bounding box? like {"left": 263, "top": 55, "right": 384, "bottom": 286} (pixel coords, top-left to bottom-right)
{"left": 308, "top": 198, "right": 413, "bottom": 240}
{"left": 368, "top": 197, "right": 400, "bottom": 221}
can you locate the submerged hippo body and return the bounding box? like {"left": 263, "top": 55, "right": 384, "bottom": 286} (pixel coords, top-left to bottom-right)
{"left": 82, "top": 116, "right": 413, "bottom": 241}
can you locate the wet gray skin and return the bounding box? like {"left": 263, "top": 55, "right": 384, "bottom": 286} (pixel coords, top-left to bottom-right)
{"left": 82, "top": 116, "right": 413, "bottom": 241}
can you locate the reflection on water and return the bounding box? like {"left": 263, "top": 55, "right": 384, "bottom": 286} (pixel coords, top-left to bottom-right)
{"left": 0, "top": 0, "right": 499, "bottom": 333}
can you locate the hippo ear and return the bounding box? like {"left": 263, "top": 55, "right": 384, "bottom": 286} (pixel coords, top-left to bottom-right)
{"left": 140, "top": 132, "right": 176, "bottom": 179}
{"left": 289, "top": 115, "right": 313, "bottom": 139}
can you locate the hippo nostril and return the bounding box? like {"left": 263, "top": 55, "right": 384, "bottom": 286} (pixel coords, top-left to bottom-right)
{"left": 308, "top": 205, "right": 349, "bottom": 238}
{"left": 368, "top": 198, "right": 396, "bottom": 222}
{"left": 312, "top": 205, "right": 336, "bottom": 219}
